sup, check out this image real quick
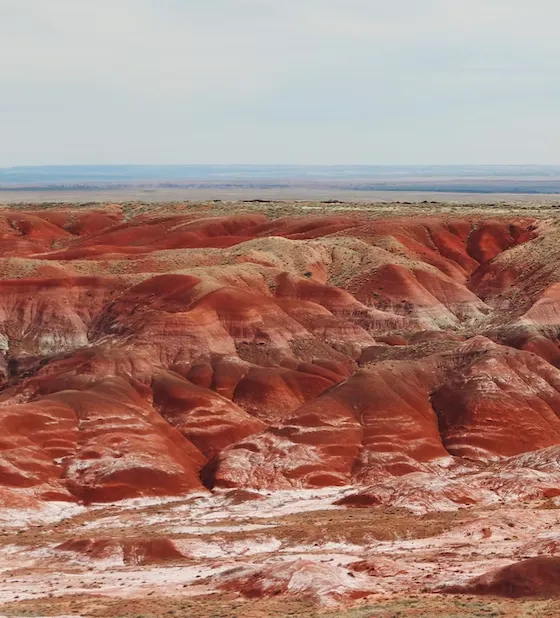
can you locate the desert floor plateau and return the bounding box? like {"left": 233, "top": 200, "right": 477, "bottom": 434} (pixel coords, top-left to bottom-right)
{"left": 1, "top": 199, "right": 560, "bottom": 617}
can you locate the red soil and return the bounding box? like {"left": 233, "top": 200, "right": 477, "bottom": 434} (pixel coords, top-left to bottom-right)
{"left": 0, "top": 206, "right": 559, "bottom": 506}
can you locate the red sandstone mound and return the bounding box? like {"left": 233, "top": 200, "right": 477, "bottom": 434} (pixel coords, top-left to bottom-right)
{"left": 55, "top": 537, "right": 187, "bottom": 565}
{"left": 440, "top": 557, "right": 560, "bottom": 598}
{"left": 56, "top": 379, "right": 207, "bottom": 503}
{"left": 213, "top": 559, "right": 377, "bottom": 605}
{"left": 0, "top": 374, "right": 207, "bottom": 503}
{"left": 0, "top": 208, "right": 123, "bottom": 258}
{"left": 348, "top": 558, "right": 412, "bottom": 577}
{"left": 0, "top": 276, "right": 124, "bottom": 357}
{"left": 174, "top": 354, "right": 349, "bottom": 423}
{"left": 212, "top": 337, "right": 560, "bottom": 490}
{"left": 0, "top": 207, "right": 559, "bottom": 505}
{"left": 151, "top": 370, "right": 267, "bottom": 458}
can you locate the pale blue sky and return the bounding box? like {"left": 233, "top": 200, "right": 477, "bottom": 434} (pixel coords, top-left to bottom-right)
{"left": 1, "top": 0, "right": 559, "bottom": 166}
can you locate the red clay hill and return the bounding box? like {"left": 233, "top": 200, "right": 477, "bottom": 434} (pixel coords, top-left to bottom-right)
{"left": 2, "top": 203, "right": 560, "bottom": 507}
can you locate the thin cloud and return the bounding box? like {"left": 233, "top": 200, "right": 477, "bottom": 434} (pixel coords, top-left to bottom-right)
{"left": 1, "top": 0, "right": 559, "bottom": 165}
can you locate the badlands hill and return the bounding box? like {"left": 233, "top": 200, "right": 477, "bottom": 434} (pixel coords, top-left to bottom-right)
{"left": 0, "top": 202, "right": 558, "bottom": 503}
{"left": 2, "top": 200, "right": 560, "bottom": 616}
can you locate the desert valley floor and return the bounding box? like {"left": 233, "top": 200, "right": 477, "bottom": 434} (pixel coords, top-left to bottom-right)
{"left": 0, "top": 200, "right": 560, "bottom": 616}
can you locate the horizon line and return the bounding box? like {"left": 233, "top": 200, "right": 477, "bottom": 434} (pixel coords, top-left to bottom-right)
{"left": 3, "top": 163, "right": 560, "bottom": 169}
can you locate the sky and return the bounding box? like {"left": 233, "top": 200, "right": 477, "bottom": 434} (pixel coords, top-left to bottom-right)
{"left": 1, "top": 0, "right": 559, "bottom": 166}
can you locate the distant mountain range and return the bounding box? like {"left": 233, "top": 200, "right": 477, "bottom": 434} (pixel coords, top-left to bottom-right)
{"left": 2, "top": 165, "right": 560, "bottom": 193}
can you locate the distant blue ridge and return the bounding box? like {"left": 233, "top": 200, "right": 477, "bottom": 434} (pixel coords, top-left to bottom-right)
{"left": 1, "top": 165, "right": 560, "bottom": 193}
